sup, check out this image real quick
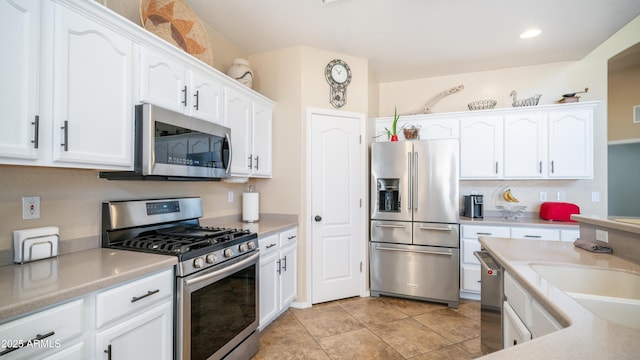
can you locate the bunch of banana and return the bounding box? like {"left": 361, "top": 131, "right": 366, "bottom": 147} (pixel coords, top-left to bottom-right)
{"left": 503, "top": 189, "right": 520, "bottom": 203}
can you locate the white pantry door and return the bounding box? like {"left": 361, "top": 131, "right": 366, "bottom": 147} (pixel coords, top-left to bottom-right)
{"left": 310, "top": 108, "right": 364, "bottom": 304}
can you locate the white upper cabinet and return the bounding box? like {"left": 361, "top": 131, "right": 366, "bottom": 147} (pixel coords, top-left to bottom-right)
{"left": 503, "top": 112, "right": 546, "bottom": 178}
{"left": 226, "top": 87, "right": 273, "bottom": 178}
{"left": 0, "top": 0, "right": 41, "bottom": 162}
{"left": 547, "top": 108, "right": 593, "bottom": 178}
{"left": 460, "top": 115, "right": 504, "bottom": 179}
{"left": 139, "top": 47, "right": 223, "bottom": 124}
{"left": 51, "top": 3, "right": 134, "bottom": 169}
{"left": 251, "top": 101, "right": 273, "bottom": 177}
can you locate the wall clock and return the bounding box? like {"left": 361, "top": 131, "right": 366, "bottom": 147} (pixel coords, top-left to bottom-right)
{"left": 325, "top": 59, "right": 352, "bottom": 108}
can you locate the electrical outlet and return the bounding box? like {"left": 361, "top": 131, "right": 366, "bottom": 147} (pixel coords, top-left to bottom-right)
{"left": 22, "top": 196, "right": 40, "bottom": 220}
{"left": 591, "top": 192, "right": 600, "bottom": 203}
{"left": 596, "top": 229, "right": 609, "bottom": 243}
{"left": 228, "top": 191, "right": 234, "bottom": 203}
{"left": 539, "top": 192, "right": 547, "bottom": 201}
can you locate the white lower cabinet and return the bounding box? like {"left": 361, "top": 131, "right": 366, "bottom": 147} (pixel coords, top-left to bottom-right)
{"left": 503, "top": 271, "right": 562, "bottom": 349}
{"left": 259, "top": 227, "right": 298, "bottom": 330}
{"left": 95, "top": 301, "right": 173, "bottom": 360}
{"left": 0, "top": 268, "right": 174, "bottom": 360}
{"left": 503, "top": 301, "right": 532, "bottom": 349}
{"left": 0, "top": 299, "right": 84, "bottom": 360}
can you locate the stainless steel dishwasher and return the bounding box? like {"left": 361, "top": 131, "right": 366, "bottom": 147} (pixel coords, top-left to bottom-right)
{"left": 474, "top": 250, "right": 503, "bottom": 355}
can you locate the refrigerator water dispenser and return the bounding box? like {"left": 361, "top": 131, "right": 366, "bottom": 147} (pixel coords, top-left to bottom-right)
{"left": 377, "top": 178, "right": 400, "bottom": 212}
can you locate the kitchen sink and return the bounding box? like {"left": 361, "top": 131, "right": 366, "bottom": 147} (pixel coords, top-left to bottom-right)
{"left": 530, "top": 263, "right": 640, "bottom": 329}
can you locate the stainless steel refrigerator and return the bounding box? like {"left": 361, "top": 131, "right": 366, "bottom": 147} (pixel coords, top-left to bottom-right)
{"left": 370, "top": 139, "right": 460, "bottom": 308}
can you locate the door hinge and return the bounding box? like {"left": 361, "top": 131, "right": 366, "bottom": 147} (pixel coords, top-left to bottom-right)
{"left": 359, "top": 135, "right": 362, "bottom": 144}
{"left": 360, "top": 261, "right": 363, "bottom": 272}
{"left": 360, "top": 198, "right": 362, "bottom": 207}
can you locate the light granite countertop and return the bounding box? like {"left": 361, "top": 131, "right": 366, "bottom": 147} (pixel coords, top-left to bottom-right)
{"left": 460, "top": 215, "right": 578, "bottom": 228}
{"left": 478, "top": 237, "right": 640, "bottom": 359}
{"left": 0, "top": 248, "right": 177, "bottom": 323}
{"left": 201, "top": 213, "right": 299, "bottom": 237}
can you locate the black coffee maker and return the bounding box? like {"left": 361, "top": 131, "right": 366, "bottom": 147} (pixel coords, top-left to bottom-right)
{"left": 464, "top": 195, "right": 484, "bottom": 218}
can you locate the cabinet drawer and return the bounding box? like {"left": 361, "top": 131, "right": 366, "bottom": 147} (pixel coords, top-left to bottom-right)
{"left": 530, "top": 300, "right": 562, "bottom": 338}
{"left": 96, "top": 269, "right": 173, "bottom": 328}
{"left": 279, "top": 227, "right": 298, "bottom": 248}
{"left": 462, "top": 225, "right": 510, "bottom": 239}
{"left": 504, "top": 271, "right": 531, "bottom": 324}
{"left": 461, "top": 264, "right": 481, "bottom": 293}
{"left": 462, "top": 238, "right": 481, "bottom": 264}
{"left": 0, "top": 299, "right": 83, "bottom": 358}
{"left": 511, "top": 227, "right": 560, "bottom": 241}
{"left": 259, "top": 234, "right": 279, "bottom": 256}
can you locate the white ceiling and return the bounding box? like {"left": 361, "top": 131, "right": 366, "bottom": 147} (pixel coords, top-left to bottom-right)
{"left": 185, "top": 0, "right": 640, "bottom": 82}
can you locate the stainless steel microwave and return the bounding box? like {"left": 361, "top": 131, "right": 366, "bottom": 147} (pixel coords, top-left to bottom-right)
{"left": 100, "top": 104, "right": 231, "bottom": 181}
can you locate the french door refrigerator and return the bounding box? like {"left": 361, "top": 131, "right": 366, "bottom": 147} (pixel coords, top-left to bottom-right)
{"left": 370, "top": 139, "right": 460, "bottom": 308}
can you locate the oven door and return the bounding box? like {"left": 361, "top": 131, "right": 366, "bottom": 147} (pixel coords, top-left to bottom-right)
{"left": 177, "top": 250, "right": 259, "bottom": 360}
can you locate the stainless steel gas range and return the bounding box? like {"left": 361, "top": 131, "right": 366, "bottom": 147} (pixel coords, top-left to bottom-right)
{"left": 102, "top": 197, "right": 259, "bottom": 360}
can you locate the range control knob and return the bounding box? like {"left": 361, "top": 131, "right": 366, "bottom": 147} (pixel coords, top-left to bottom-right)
{"left": 193, "top": 257, "right": 205, "bottom": 268}
{"left": 247, "top": 241, "right": 256, "bottom": 250}
{"left": 223, "top": 248, "right": 234, "bottom": 258}
{"left": 238, "top": 243, "right": 248, "bottom": 252}
{"left": 206, "top": 254, "right": 217, "bottom": 264}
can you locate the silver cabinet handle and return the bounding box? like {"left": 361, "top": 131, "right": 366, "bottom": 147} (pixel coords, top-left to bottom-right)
{"left": 266, "top": 243, "right": 277, "bottom": 249}
{"left": 131, "top": 289, "right": 160, "bottom": 303}
{"left": 193, "top": 90, "right": 199, "bottom": 110}
{"left": 277, "top": 258, "right": 282, "bottom": 275}
{"left": 495, "top": 161, "right": 499, "bottom": 174}
{"left": 181, "top": 86, "right": 188, "bottom": 106}
{"left": 104, "top": 344, "right": 112, "bottom": 360}
{"left": 60, "top": 120, "right": 69, "bottom": 151}
{"left": 539, "top": 161, "right": 542, "bottom": 174}
{"left": 550, "top": 160, "right": 555, "bottom": 174}
{"left": 248, "top": 154, "right": 253, "bottom": 169}
{"left": 375, "top": 245, "right": 453, "bottom": 256}
{"left": 282, "top": 256, "right": 287, "bottom": 271}
{"left": 476, "top": 232, "right": 492, "bottom": 236}
{"left": 0, "top": 331, "right": 55, "bottom": 356}
{"left": 31, "top": 115, "right": 39, "bottom": 149}
{"left": 288, "top": 235, "right": 296, "bottom": 240}
{"left": 523, "top": 235, "right": 542, "bottom": 238}
{"left": 255, "top": 155, "right": 260, "bottom": 170}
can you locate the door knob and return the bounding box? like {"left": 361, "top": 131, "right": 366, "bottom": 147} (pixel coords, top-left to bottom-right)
{"left": 314, "top": 215, "right": 322, "bottom": 222}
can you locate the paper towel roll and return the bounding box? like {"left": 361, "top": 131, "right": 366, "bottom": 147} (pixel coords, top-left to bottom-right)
{"left": 243, "top": 193, "right": 259, "bottom": 222}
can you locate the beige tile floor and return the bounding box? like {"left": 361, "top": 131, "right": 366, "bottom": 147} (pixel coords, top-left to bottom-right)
{"left": 252, "top": 296, "right": 482, "bottom": 360}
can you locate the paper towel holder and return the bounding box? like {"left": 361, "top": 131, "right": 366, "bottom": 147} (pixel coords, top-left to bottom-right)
{"left": 243, "top": 185, "right": 259, "bottom": 223}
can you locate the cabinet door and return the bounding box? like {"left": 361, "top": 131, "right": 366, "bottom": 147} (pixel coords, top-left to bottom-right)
{"left": 547, "top": 109, "right": 593, "bottom": 178}
{"left": 139, "top": 47, "right": 187, "bottom": 114}
{"left": 418, "top": 117, "right": 460, "bottom": 140}
{"left": 95, "top": 301, "right": 173, "bottom": 360}
{"left": 0, "top": 0, "right": 40, "bottom": 161}
{"left": 279, "top": 243, "right": 297, "bottom": 309}
{"left": 259, "top": 251, "right": 280, "bottom": 329}
{"left": 460, "top": 116, "right": 504, "bottom": 178}
{"left": 251, "top": 102, "right": 273, "bottom": 177}
{"left": 189, "top": 69, "right": 223, "bottom": 124}
{"left": 226, "top": 87, "right": 252, "bottom": 176}
{"left": 51, "top": 5, "right": 133, "bottom": 169}
{"left": 503, "top": 301, "right": 532, "bottom": 349}
{"left": 504, "top": 113, "right": 545, "bottom": 178}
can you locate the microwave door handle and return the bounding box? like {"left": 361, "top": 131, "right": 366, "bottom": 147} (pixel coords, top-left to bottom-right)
{"left": 224, "top": 132, "right": 232, "bottom": 173}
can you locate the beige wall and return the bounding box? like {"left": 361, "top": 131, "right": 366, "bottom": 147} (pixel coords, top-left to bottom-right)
{"left": 609, "top": 64, "right": 640, "bottom": 141}
{"left": 248, "top": 46, "right": 369, "bottom": 304}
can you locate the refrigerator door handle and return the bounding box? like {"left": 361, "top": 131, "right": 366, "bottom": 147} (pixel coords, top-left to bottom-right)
{"left": 414, "top": 151, "right": 419, "bottom": 210}
{"left": 408, "top": 151, "right": 413, "bottom": 210}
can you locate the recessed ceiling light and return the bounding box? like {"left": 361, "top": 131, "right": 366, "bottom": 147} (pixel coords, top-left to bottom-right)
{"left": 520, "top": 29, "right": 542, "bottom": 39}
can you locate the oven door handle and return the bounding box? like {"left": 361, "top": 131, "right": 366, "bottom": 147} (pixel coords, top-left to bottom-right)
{"left": 185, "top": 251, "right": 259, "bottom": 287}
